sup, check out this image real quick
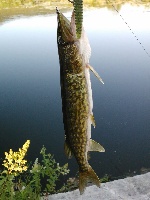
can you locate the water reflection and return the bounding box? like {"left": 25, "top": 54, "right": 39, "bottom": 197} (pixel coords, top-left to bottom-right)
{"left": 0, "top": 4, "right": 150, "bottom": 180}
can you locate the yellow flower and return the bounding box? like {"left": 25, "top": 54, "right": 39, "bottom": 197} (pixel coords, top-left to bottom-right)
{"left": 2, "top": 140, "right": 30, "bottom": 175}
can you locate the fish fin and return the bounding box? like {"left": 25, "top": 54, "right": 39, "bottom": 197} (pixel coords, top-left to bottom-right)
{"left": 88, "top": 64, "right": 104, "bottom": 84}
{"left": 90, "top": 114, "right": 96, "bottom": 128}
{"left": 79, "top": 165, "right": 100, "bottom": 194}
{"left": 87, "top": 152, "right": 91, "bottom": 160}
{"left": 89, "top": 139, "right": 105, "bottom": 152}
{"left": 64, "top": 141, "right": 73, "bottom": 158}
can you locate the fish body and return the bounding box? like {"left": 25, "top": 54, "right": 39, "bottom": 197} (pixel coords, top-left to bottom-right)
{"left": 56, "top": 8, "right": 104, "bottom": 194}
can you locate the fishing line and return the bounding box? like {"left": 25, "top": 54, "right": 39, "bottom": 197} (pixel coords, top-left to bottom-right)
{"left": 106, "top": 0, "right": 150, "bottom": 58}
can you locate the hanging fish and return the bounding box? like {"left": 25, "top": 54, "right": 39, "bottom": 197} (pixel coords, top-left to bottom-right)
{"left": 56, "top": 8, "right": 105, "bottom": 194}
{"left": 68, "top": 0, "right": 83, "bottom": 39}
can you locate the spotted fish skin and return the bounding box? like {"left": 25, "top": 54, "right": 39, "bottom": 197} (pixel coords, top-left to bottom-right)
{"left": 56, "top": 8, "right": 105, "bottom": 194}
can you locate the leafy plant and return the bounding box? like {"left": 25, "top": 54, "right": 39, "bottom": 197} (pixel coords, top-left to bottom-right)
{"left": 0, "top": 140, "right": 69, "bottom": 199}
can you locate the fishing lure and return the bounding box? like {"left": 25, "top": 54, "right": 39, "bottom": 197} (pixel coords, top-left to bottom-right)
{"left": 69, "top": 0, "right": 83, "bottom": 39}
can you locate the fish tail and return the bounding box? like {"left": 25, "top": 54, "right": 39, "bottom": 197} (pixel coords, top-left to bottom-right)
{"left": 79, "top": 165, "right": 100, "bottom": 194}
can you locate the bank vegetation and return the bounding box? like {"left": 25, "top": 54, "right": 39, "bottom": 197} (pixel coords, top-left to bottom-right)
{"left": 0, "top": 0, "right": 150, "bottom": 9}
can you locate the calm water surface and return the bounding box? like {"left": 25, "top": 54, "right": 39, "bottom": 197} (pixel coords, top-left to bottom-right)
{"left": 0, "top": 4, "right": 150, "bottom": 180}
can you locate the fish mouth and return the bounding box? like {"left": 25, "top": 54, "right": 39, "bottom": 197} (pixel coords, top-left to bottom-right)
{"left": 56, "top": 7, "right": 77, "bottom": 43}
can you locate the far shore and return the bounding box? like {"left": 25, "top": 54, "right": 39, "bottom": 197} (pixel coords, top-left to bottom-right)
{"left": 0, "top": 1, "right": 97, "bottom": 24}
{"left": 1, "top": 1, "right": 150, "bottom": 24}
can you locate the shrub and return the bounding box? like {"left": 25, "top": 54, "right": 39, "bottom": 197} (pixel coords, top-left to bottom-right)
{"left": 0, "top": 140, "right": 69, "bottom": 199}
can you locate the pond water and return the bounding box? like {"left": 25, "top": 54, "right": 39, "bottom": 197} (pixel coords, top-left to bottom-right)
{"left": 0, "top": 3, "right": 150, "bottom": 181}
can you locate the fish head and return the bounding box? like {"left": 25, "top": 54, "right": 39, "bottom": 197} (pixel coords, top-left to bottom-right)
{"left": 56, "top": 8, "right": 91, "bottom": 64}
{"left": 56, "top": 8, "right": 77, "bottom": 44}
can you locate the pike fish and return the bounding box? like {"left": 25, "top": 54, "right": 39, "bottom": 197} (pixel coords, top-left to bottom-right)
{"left": 56, "top": 8, "right": 105, "bottom": 194}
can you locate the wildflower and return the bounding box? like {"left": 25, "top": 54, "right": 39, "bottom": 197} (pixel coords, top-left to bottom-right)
{"left": 2, "top": 140, "right": 30, "bottom": 175}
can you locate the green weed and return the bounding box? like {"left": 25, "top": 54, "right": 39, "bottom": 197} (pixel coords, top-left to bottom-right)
{"left": 0, "top": 140, "right": 69, "bottom": 200}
